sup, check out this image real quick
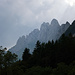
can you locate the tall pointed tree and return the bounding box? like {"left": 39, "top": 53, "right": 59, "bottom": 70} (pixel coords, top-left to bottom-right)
{"left": 22, "top": 48, "right": 31, "bottom": 61}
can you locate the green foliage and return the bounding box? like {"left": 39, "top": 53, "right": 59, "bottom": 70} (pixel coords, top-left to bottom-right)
{"left": 25, "top": 66, "right": 52, "bottom": 75}
{"left": 0, "top": 49, "right": 5, "bottom": 69}
{"left": 4, "top": 51, "right": 18, "bottom": 67}
{"left": 0, "top": 47, "right": 18, "bottom": 75}
{"left": 22, "top": 48, "right": 31, "bottom": 61}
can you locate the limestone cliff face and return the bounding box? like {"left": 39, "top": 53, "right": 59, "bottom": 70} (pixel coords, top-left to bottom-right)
{"left": 9, "top": 19, "right": 70, "bottom": 59}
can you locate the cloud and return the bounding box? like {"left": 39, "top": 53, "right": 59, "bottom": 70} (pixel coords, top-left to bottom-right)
{"left": 0, "top": 0, "right": 75, "bottom": 48}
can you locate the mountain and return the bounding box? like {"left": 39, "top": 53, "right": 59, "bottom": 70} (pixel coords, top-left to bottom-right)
{"left": 9, "top": 29, "right": 40, "bottom": 59}
{"left": 9, "top": 19, "right": 70, "bottom": 59}
{"left": 61, "top": 21, "right": 70, "bottom": 33}
{"left": 39, "top": 19, "right": 60, "bottom": 42}
{"left": 65, "top": 20, "right": 75, "bottom": 36}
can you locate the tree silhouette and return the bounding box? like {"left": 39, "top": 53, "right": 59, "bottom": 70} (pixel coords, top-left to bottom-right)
{"left": 22, "top": 48, "right": 31, "bottom": 61}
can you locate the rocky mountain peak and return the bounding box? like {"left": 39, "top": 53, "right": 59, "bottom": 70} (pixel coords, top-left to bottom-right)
{"left": 40, "top": 22, "right": 49, "bottom": 31}
{"left": 16, "top": 35, "right": 25, "bottom": 45}
{"left": 51, "top": 19, "right": 59, "bottom": 26}
{"left": 66, "top": 21, "right": 70, "bottom": 25}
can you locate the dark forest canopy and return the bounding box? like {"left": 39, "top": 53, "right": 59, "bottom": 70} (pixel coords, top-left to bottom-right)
{"left": 22, "top": 33, "right": 75, "bottom": 67}
{"left": 0, "top": 33, "right": 75, "bottom": 75}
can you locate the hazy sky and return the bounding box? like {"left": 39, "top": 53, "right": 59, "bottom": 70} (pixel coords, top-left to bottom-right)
{"left": 0, "top": 0, "right": 75, "bottom": 49}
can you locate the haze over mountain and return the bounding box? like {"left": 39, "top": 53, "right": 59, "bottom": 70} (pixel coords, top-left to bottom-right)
{"left": 9, "top": 19, "right": 70, "bottom": 59}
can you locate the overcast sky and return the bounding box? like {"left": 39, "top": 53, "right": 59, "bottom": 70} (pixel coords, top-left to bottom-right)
{"left": 0, "top": 0, "right": 75, "bottom": 49}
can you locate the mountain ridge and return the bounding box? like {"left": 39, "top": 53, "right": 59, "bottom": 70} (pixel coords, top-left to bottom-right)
{"left": 9, "top": 19, "right": 70, "bottom": 59}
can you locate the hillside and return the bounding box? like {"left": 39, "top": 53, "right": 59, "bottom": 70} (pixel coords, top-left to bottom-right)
{"left": 65, "top": 20, "right": 75, "bottom": 36}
